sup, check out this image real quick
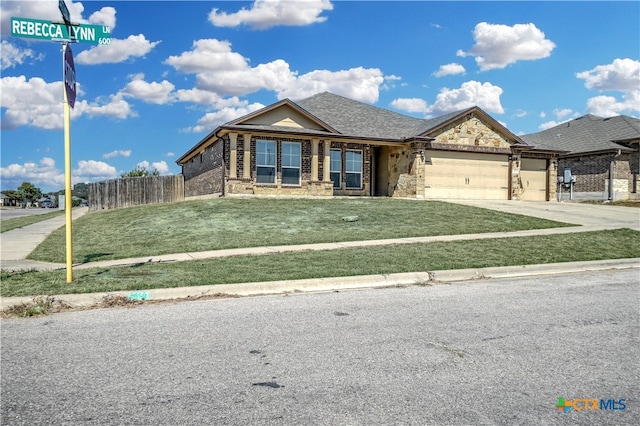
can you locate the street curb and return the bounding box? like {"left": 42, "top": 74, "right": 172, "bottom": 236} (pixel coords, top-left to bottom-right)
{"left": 1, "top": 258, "right": 638, "bottom": 311}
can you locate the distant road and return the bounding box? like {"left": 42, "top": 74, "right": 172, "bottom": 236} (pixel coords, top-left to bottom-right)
{"left": 0, "top": 208, "right": 57, "bottom": 220}
{"left": 2, "top": 269, "right": 638, "bottom": 425}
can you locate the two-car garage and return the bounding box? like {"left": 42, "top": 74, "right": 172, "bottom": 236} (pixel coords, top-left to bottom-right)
{"left": 422, "top": 151, "right": 548, "bottom": 201}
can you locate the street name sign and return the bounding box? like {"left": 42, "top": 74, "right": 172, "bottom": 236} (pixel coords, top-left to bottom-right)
{"left": 59, "top": 0, "right": 71, "bottom": 24}
{"left": 10, "top": 17, "right": 110, "bottom": 44}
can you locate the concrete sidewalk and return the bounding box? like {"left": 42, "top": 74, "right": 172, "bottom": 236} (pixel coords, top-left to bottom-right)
{"left": 1, "top": 208, "right": 88, "bottom": 271}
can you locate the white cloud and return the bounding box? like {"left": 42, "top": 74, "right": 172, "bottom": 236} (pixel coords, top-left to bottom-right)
{"left": 103, "top": 150, "right": 132, "bottom": 159}
{"left": 0, "top": 156, "right": 118, "bottom": 189}
{"left": 166, "top": 38, "right": 384, "bottom": 103}
{"left": 75, "top": 34, "right": 160, "bottom": 65}
{"left": 577, "top": 58, "right": 640, "bottom": 92}
{"left": 428, "top": 81, "right": 505, "bottom": 115}
{"left": 433, "top": 63, "right": 466, "bottom": 78}
{"left": 165, "top": 39, "right": 249, "bottom": 74}
{"left": 137, "top": 160, "right": 170, "bottom": 174}
{"left": 195, "top": 59, "right": 296, "bottom": 96}
{"left": 577, "top": 58, "right": 640, "bottom": 116}
{"left": 553, "top": 108, "right": 574, "bottom": 119}
{"left": 74, "top": 160, "right": 118, "bottom": 181}
{"left": 585, "top": 91, "right": 640, "bottom": 117}
{"left": 0, "top": 76, "right": 135, "bottom": 130}
{"left": 458, "top": 22, "right": 555, "bottom": 71}
{"left": 184, "top": 104, "right": 266, "bottom": 133}
{"left": 0, "top": 157, "right": 63, "bottom": 189}
{"left": 88, "top": 6, "right": 117, "bottom": 29}
{"left": 390, "top": 98, "right": 429, "bottom": 114}
{"left": 1, "top": 40, "right": 44, "bottom": 70}
{"left": 121, "top": 73, "right": 175, "bottom": 104}
{"left": 166, "top": 152, "right": 175, "bottom": 157}
{"left": 1, "top": 76, "right": 64, "bottom": 130}
{"left": 278, "top": 67, "right": 384, "bottom": 103}
{"left": 209, "top": 0, "right": 333, "bottom": 30}
{"left": 390, "top": 81, "right": 504, "bottom": 118}
{"left": 539, "top": 120, "right": 570, "bottom": 131}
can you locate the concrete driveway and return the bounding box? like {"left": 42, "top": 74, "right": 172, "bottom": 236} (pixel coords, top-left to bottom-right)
{"left": 446, "top": 200, "right": 640, "bottom": 230}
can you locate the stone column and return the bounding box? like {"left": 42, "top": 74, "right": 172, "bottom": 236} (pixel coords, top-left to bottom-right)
{"left": 243, "top": 134, "right": 252, "bottom": 179}
{"left": 229, "top": 133, "right": 237, "bottom": 179}
{"left": 323, "top": 141, "right": 331, "bottom": 181}
{"left": 311, "top": 139, "right": 319, "bottom": 181}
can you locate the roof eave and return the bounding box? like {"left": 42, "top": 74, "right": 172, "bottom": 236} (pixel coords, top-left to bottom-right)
{"left": 176, "top": 126, "right": 222, "bottom": 164}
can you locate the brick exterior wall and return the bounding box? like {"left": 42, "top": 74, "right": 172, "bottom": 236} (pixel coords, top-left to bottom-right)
{"left": 182, "top": 140, "right": 224, "bottom": 197}
{"left": 558, "top": 151, "right": 638, "bottom": 200}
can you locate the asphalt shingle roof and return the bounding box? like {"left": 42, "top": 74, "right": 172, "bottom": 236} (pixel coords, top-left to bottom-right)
{"left": 521, "top": 114, "right": 640, "bottom": 155}
{"left": 296, "top": 92, "right": 427, "bottom": 139}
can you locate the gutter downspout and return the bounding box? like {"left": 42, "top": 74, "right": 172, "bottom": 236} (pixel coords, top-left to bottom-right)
{"left": 608, "top": 149, "right": 621, "bottom": 201}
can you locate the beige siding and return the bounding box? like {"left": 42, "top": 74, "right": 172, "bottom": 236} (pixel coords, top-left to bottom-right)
{"left": 243, "top": 105, "right": 324, "bottom": 130}
{"left": 519, "top": 158, "right": 547, "bottom": 201}
{"left": 424, "top": 151, "right": 509, "bottom": 199}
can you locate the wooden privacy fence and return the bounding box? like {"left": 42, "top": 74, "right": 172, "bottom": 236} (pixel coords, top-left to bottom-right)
{"left": 88, "top": 175, "right": 184, "bottom": 211}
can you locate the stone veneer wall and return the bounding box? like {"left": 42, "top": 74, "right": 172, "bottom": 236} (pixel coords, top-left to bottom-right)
{"left": 182, "top": 139, "right": 224, "bottom": 197}
{"left": 434, "top": 115, "right": 512, "bottom": 149}
{"left": 388, "top": 147, "right": 416, "bottom": 197}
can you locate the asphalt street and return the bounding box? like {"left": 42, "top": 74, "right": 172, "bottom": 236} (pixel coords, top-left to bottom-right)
{"left": 1, "top": 269, "right": 639, "bottom": 425}
{"left": 0, "top": 208, "right": 57, "bottom": 220}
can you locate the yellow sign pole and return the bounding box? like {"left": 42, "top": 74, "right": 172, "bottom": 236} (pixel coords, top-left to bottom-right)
{"left": 62, "top": 42, "right": 73, "bottom": 283}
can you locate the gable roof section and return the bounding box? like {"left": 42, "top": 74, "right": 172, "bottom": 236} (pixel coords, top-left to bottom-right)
{"left": 227, "top": 98, "right": 339, "bottom": 133}
{"left": 178, "top": 92, "right": 558, "bottom": 164}
{"left": 414, "top": 106, "right": 528, "bottom": 147}
{"left": 296, "top": 92, "right": 427, "bottom": 139}
{"left": 521, "top": 114, "right": 640, "bottom": 155}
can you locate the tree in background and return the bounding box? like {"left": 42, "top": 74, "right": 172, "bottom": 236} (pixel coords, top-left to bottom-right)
{"left": 17, "top": 182, "right": 42, "bottom": 203}
{"left": 72, "top": 182, "right": 89, "bottom": 200}
{"left": 121, "top": 166, "right": 160, "bottom": 178}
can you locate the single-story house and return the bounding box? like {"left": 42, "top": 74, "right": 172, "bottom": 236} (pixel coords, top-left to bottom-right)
{"left": 522, "top": 114, "right": 640, "bottom": 201}
{"left": 177, "top": 92, "right": 561, "bottom": 201}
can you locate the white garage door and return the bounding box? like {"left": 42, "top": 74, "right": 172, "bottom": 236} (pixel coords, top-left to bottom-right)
{"left": 519, "top": 158, "right": 547, "bottom": 201}
{"left": 424, "top": 151, "right": 509, "bottom": 200}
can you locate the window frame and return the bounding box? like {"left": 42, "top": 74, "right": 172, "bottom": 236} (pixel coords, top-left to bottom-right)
{"left": 330, "top": 149, "right": 342, "bottom": 189}
{"left": 255, "top": 139, "right": 277, "bottom": 185}
{"left": 281, "top": 141, "right": 301, "bottom": 186}
{"left": 345, "top": 149, "right": 363, "bottom": 189}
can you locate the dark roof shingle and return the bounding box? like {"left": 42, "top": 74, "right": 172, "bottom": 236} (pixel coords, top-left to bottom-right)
{"left": 521, "top": 114, "right": 640, "bottom": 154}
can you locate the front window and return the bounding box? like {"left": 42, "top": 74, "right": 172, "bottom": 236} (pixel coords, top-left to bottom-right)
{"left": 345, "top": 150, "right": 362, "bottom": 189}
{"left": 330, "top": 149, "right": 341, "bottom": 188}
{"left": 281, "top": 142, "right": 301, "bottom": 185}
{"left": 256, "top": 140, "right": 276, "bottom": 184}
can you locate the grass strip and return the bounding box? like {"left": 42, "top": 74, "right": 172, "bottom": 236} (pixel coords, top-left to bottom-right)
{"left": 28, "top": 198, "right": 573, "bottom": 264}
{"left": 3, "top": 229, "right": 638, "bottom": 298}
{"left": 1, "top": 210, "right": 64, "bottom": 233}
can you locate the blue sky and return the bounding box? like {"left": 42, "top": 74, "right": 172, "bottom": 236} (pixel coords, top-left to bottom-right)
{"left": 1, "top": 0, "right": 639, "bottom": 193}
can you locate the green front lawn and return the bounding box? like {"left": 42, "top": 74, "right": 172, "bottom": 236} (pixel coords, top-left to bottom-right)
{"left": 28, "top": 198, "right": 574, "bottom": 264}
{"left": 3, "top": 229, "right": 638, "bottom": 298}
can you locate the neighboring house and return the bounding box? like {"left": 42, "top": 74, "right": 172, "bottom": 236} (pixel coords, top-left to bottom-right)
{"left": 1, "top": 193, "right": 17, "bottom": 207}
{"left": 177, "top": 92, "right": 560, "bottom": 201}
{"left": 522, "top": 115, "right": 640, "bottom": 201}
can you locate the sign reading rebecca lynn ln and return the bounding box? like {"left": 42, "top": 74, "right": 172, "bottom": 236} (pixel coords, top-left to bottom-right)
{"left": 10, "top": 17, "right": 110, "bottom": 44}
